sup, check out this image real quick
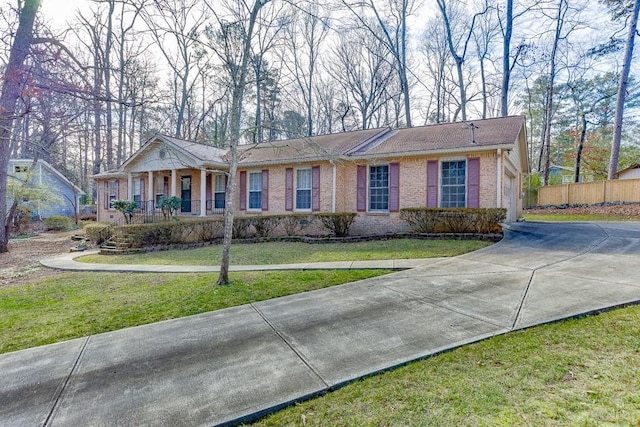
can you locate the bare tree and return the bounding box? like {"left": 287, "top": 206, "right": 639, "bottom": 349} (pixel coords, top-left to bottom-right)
{"left": 472, "top": 5, "right": 500, "bottom": 119}
{"left": 141, "top": 0, "right": 210, "bottom": 138}
{"left": 333, "top": 27, "right": 395, "bottom": 129}
{"left": 251, "top": 1, "right": 287, "bottom": 143}
{"left": 340, "top": 0, "right": 415, "bottom": 127}
{"left": 542, "top": 0, "right": 569, "bottom": 186}
{"left": 205, "top": 0, "right": 270, "bottom": 285}
{"left": 420, "top": 16, "right": 455, "bottom": 123}
{"left": 436, "top": 0, "right": 490, "bottom": 121}
{"left": 0, "top": 0, "right": 40, "bottom": 252}
{"left": 498, "top": 1, "right": 538, "bottom": 116}
{"left": 608, "top": 0, "right": 640, "bottom": 178}
{"left": 283, "top": 3, "right": 329, "bottom": 137}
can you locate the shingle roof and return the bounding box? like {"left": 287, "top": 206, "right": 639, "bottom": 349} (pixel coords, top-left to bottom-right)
{"left": 236, "top": 128, "right": 386, "bottom": 166}
{"left": 158, "top": 134, "right": 227, "bottom": 164}
{"left": 351, "top": 116, "right": 525, "bottom": 158}
{"left": 238, "top": 116, "right": 525, "bottom": 165}
{"left": 101, "top": 117, "right": 526, "bottom": 177}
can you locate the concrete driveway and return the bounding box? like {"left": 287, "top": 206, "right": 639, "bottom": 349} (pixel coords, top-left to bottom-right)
{"left": 1, "top": 222, "right": 640, "bottom": 426}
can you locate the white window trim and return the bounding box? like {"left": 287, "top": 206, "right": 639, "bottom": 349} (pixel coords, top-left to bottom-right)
{"left": 247, "top": 170, "right": 262, "bottom": 211}
{"left": 108, "top": 179, "right": 118, "bottom": 210}
{"left": 214, "top": 174, "right": 226, "bottom": 209}
{"left": 294, "top": 167, "right": 312, "bottom": 212}
{"left": 439, "top": 158, "right": 467, "bottom": 208}
{"left": 367, "top": 163, "right": 390, "bottom": 213}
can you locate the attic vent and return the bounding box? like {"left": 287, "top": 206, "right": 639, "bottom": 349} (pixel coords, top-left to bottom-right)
{"left": 349, "top": 128, "right": 397, "bottom": 155}
{"left": 159, "top": 149, "right": 166, "bottom": 159}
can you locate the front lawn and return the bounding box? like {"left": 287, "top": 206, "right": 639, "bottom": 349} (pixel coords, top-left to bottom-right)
{"left": 252, "top": 305, "right": 640, "bottom": 426}
{"left": 0, "top": 270, "right": 389, "bottom": 354}
{"left": 78, "top": 239, "right": 492, "bottom": 265}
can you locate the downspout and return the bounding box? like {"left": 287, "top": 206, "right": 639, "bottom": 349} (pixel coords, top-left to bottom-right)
{"left": 496, "top": 149, "right": 502, "bottom": 208}
{"left": 331, "top": 161, "right": 337, "bottom": 213}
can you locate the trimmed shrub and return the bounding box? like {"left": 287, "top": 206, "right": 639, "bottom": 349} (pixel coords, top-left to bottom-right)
{"left": 43, "top": 215, "right": 73, "bottom": 231}
{"left": 112, "top": 218, "right": 225, "bottom": 248}
{"left": 84, "top": 223, "right": 112, "bottom": 244}
{"left": 194, "top": 219, "right": 224, "bottom": 241}
{"left": 315, "top": 212, "right": 357, "bottom": 237}
{"left": 157, "top": 196, "right": 181, "bottom": 219}
{"left": 399, "top": 208, "right": 441, "bottom": 233}
{"left": 249, "top": 215, "right": 282, "bottom": 238}
{"left": 78, "top": 213, "right": 97, "bottom": 222}
{"left": 400, "top": 208, "right": 506, "bottom": 234}
{"left": 281, "top": 214, "right": 313, "bottom": 236}
{"left": 232, "top": 217, "right": 252, "bottom": 238}
{"left": 112, "top": 200, "right": 137, "bottom": 224}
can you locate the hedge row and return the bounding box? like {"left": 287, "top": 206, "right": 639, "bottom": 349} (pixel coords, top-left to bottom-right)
{"left": 113, "top": 219, "right": 224, "bottom": 248}
{"left": 86, "top": 213, "right": 357, "bottom": 248}
{"left": 232, "top": 213, "right": 356, "bottom": 238}
{"left": 86, "top": 209, "right": 504, "bottom": 249}
{"left": 399, "top": 208, "right": 506, "bottom": 234}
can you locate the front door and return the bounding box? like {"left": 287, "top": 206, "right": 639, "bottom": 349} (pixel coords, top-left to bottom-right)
{"left": 181, "top": 176, "right": 192, "bottom": 213}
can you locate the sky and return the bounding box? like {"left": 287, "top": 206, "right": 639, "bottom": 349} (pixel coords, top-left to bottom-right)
{"left": 40, "top": 0, "right": 89, "bottom": 27}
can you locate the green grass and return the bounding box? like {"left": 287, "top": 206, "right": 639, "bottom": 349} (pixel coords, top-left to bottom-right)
{"left": 523, "top": 213, "right": 625, "bottom": 222}
{"left": 252, "top": 305, "right": 640, "bottom": 426}
{"left": 78, "top": 239, "right": 492, "bottom": 265}
{"left": 0, "top": 269, "right": 389, "bottom": 354}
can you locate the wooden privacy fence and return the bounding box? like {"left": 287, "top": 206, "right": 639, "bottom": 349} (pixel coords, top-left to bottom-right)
{"left": 537, "top": 179, "right": 640, "bottom": 206}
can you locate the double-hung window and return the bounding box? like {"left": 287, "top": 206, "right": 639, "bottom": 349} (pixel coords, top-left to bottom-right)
{"left": 214, "top": 175, "right": 226, "bottom": 209}
{"left": 441, "top": 160, "right": 466, "bottom": 208}
{"left": 295, "top": 169, "right": 312, "bottom": 210}
{"left": 248, "top": 171, "right": 262, "bottom": 210}
{"left": 368, "top": 165, "right": 389, "bottom": 212}
{"left": 108, "top": 180, "right": 118, "bottom": 209}
{"left": 132, "top": 178, "right": 142, "bottom": 208}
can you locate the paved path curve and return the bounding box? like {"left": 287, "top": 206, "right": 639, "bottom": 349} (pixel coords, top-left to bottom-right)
{"left": 2, "top": 222, "right": 640, "bottom": 426}
{"left": 40, "top": 250, "right": 430, "bottom": 272}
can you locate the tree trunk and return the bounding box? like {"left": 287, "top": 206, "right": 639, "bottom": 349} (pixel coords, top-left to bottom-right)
{"left": 501, "top": 0, "right": 513, "bottom": 116}
{"left": 608, "top": 0, "right": 640, "bottom": 179}
{"left": 104, "top": 0, "right": 115, "bottom": 169}
{"left": 0, "top": 0, "right": 40, "bottom": 252}
{"left": 542, "top": 0, "right": 566, "bottom": 186}
{"left": 575, "top": 112, "right": 587, "bottom": 183}
{"left": 218, "top": 0, "right": 268, "bottom": 285}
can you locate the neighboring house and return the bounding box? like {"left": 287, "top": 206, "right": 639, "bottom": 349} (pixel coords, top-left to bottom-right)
{"left": 614, "top": 163, "right": 640, "bottom": 180}
{"left": 94, "top": 116, "right": 529, "bottom": 231}
{"left": 548, "top": 165, "right": 594, "bottom": 184}
{"left": 7, "top": 159, "right": 85, "bottom": 218}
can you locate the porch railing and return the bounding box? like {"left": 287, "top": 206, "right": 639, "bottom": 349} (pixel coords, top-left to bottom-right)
{"left": 108, "top": 199, "right": 224, "bottom": 224}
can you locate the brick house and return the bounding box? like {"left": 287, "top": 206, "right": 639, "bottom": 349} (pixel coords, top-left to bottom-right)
{"left": 94, "top": 116, "right": 529, "bottom": 231}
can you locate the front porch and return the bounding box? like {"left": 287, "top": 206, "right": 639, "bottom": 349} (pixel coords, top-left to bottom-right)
{"left": 126, "top": 168, "right": 227, "bottom": 219}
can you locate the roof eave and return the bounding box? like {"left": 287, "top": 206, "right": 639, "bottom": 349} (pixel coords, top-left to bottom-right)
{"left": 347, "top": 143, "right": 517, "bottom": 161}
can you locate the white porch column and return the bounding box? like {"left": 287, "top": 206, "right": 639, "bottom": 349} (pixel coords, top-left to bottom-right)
{"left": 127, "top": 173, "right": 133, "bottom": 200}
{"left": 171, "top": 169, "right": 177, "bottom": 197}
{"left": 147, "top": 171, "right": 154, "bottom": 212}
{"left": 200, "top": 169, "right": 207, "bottom": 217}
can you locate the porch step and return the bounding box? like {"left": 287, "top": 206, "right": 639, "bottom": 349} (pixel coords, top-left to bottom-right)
{"left": 99, "top": 235, "right": 140, "bottom": 254}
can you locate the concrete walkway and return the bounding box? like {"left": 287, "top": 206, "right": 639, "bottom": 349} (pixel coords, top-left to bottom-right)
{"left": 39, "top": 250, "right": 430, "bottom": 272}
{"left": 2, "top": 222, "right": 640, "bottom": 426}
